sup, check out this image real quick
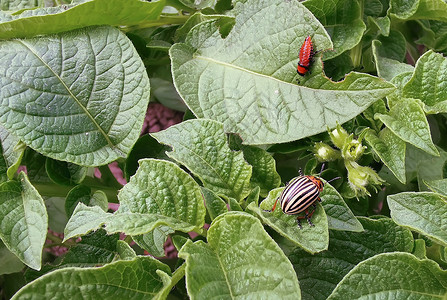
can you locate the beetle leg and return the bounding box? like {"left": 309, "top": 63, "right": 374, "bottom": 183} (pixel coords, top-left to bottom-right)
{"left": 305, "top": 209, "right": 315, "bottom": 227}
{"left": 306, "top": 216, "right": 314, "bottom": 227}
{"left": 296, "top": 218, "right": 303, "bottom": 229}
{"left": 263, "top": 198, "right": 278, "bottom": 213}
{"left": 306, "top": 203, "right": 317, "bottom": 217}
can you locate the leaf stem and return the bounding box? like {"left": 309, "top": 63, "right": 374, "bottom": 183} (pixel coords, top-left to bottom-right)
{"left": 121, "top": 15, "right": 190, "bottom": 32}
{"left": 194, "top": 227, "right": 207, "bottom": 238}
{"left": 350, "top": 0, "right": 364, "bottom": 68}
{"left": 32, "top": 177, "right": 119, "bottom": 203}
{"left": 169, "top": 263, "right": 186, "bottom": 287}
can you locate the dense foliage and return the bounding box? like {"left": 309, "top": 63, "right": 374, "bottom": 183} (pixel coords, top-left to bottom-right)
{"left": 1, "top": 0, "right": 447, "bottom": 299}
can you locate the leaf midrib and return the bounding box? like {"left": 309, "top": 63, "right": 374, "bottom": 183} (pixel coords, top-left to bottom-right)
{"left": 194, "top": 54, "right": 392, "bottom": 94}
{"left": 18, "top": 40, "right": 117, "bottom": 151}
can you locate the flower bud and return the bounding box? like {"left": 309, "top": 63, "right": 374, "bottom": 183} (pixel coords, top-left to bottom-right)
{"left": 345, "top": 160, "right": 384, "bottom": 197}
{"left": 342, "top": 138, "right": 366, "bottom": 161}
{"left": 329, "top": 124, "right": 349, "bottom": 149}
{"left": 314, "top": 142, "right": 341, "bottom": 162}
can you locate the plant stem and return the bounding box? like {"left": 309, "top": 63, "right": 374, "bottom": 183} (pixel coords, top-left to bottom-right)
{"left": 350, "top": 0, "right": 364, "bottom": 68}
{"left": 121, "top": 15, "right": 190, "bottom": 32}
{"left": 169, "top": 263, "right": 186, "bottom": 287}
{"left": 32, "top": 176, "right": 119, "bottom": 203}
{"left": 194, "top": 227, "right": 207, "bottom": 238}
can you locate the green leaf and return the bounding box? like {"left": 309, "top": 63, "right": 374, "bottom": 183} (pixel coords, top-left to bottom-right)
{"left": 389, "top": 0, "right": 419, "bottom": 19}
{"left": 228, "top": 197, "right": 243, "bottom": 211}
{"left": 233, "top": 141, "right": 281, "bottom": 197}
{"left": 320, "top": 181, "right": 363, "bottom": 232}
{"left": 170, "top": 0, "right": 394, "bottom": 145}
{"left": 0, "top": 241, "right": 24, "bottom": 275}
{"left": 387, "top": 72, "right": 414, "bottom": 109}
{"left": 12, "top": 256, "right": 172, "bottom": 299}
{"left": 247, "top": 187, "right": 329, "bottom": 254}
{"left": 364, "top": 128, "right": 406, "bottom": 184}
{"left": 0, "top": 140, "right": 7, "bottom": 184}
{"left": 391, "top": 0, "right": 447, "bottom": 22}
{"left": 303, "top": 0, "right": 366, "bottom": 59}
{"left": 176, "top": 0, "right": 214, "bottom": 9}
{"left": 132, "top": 226, "right": 174, "bottom": 257}
{"left": 412, "top": 238, "right": 427, "bottom": 259}
{"left": 202, "top": 187, "right": 228, "bottom": 221}
{"left": 61, "top": 230, "right": 120, "bottom": 267}
{"left": 0, "top": 26, "right": 150, "bottom": 166}
{"left": 328, "top": 252, "right": 447, "bottom": 299}
{"left": 64, "top": 204, "right": 201, "bottom": 240}
{"left": 405, "top": 145, "right": 447, "bottom": 191}
{"left": 116, "top": 240, "right": 136, "bottom": 260}
{"left": 402, "top": 50, "right": 447, "bottom": 113}
{"left": 46, "top": 158, "right": 87, "bottom": 186}
{"left": 124, "top": 134, "right": 170, "bottom": 181}
{"left": 368, "top": 16, "right": 391, "bottom": 36}
{"left": 178, "top": 212, "right": 301, "bottom": 299}
{"left": 65, "top": 159, "right": 206, "bottom": 240}
{"left": 289, "top": 217, "right": 414, "bottom": 300}
{"left": 244, "top": 185, "right": 260, "bottom": 208}
{"left": 45, "top": 196, "right": 68, "bottom": 233}
{"left": 375, "top": 98, "right": 438, "bottom": 156}
{"left": 388, "top": 192, "right": 447, "bottom": 247}
{"left": 0, "top": 125, "right": 24, "bottom": 180}
{"left": 362, "top": 99, "right": 387, "bottom": 132}
{"left": 0, "top": 172, "right": 47, "bottom": 270}
{"left": 417, "top": 20, "right": 447, "bottom": 53}
{"left": 1, "top": 0, "right": 42, "bottom": 11}
{"left": 372, "top": 40, "right": 415, "bottom": 81}
{"left": 22, "top": 149, "right": 50, "bottom": 183}
{"left": 0, "top": 0, "right": 166, "bottom": 40}
{"left": 376, "top": 30, "right": 407, "bottom": 62}
{"left": 152, "top": 119, "right": 252, "bottom": 201}
{"left": 174, "top": 12, "right": 231, "bottom": 42}
{"left": 149, "top": 77, "right": 188, "bottom": 112}
{"left": 65, "top": 185, "right": 91, "bottom": 218}
{"left": 425, "top": 179, "right": 447, "bottom": 195}
{"left": 65, "top": 185, "right": 107, "bottom": 218}
{"left": 118, "top": 158, "right": 206, "bottom": 226}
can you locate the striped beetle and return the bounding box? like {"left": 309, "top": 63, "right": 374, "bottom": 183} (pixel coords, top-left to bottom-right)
{"left": 270, "top": 175, "right": 324, "bottom": 229}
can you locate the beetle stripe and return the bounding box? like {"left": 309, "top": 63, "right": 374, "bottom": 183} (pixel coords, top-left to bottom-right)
{"left": 280, "top": 176, "right": 320, "bottom": 214}
{"left": 285, "top": 188, "right": 319, "bottom": 214}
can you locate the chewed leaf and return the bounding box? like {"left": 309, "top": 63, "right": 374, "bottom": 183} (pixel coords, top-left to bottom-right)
{"left": 0, "top": 26, "right": 150, "bottom": 166}
{"left": 170, "top": 0, "right": 395, "bottom": 145}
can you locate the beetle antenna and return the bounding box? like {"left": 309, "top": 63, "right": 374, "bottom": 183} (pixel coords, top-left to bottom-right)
{"left": 326, "top": 176, "right": 341, "bottom": 184}
{"left": 319, "top": 163, "right": 325, "bottom": 176}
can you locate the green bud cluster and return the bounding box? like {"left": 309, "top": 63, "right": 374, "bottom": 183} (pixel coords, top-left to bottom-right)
{"left": 314, "top": 124, "right": 384, "bottom": 198}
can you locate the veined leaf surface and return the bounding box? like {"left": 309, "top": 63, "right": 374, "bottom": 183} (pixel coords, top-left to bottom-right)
{"left": 170, "top": 0, "right": 395, "bottom": 144}
{"left": 0, "top": 26, "right": 150, "bottom": 166}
